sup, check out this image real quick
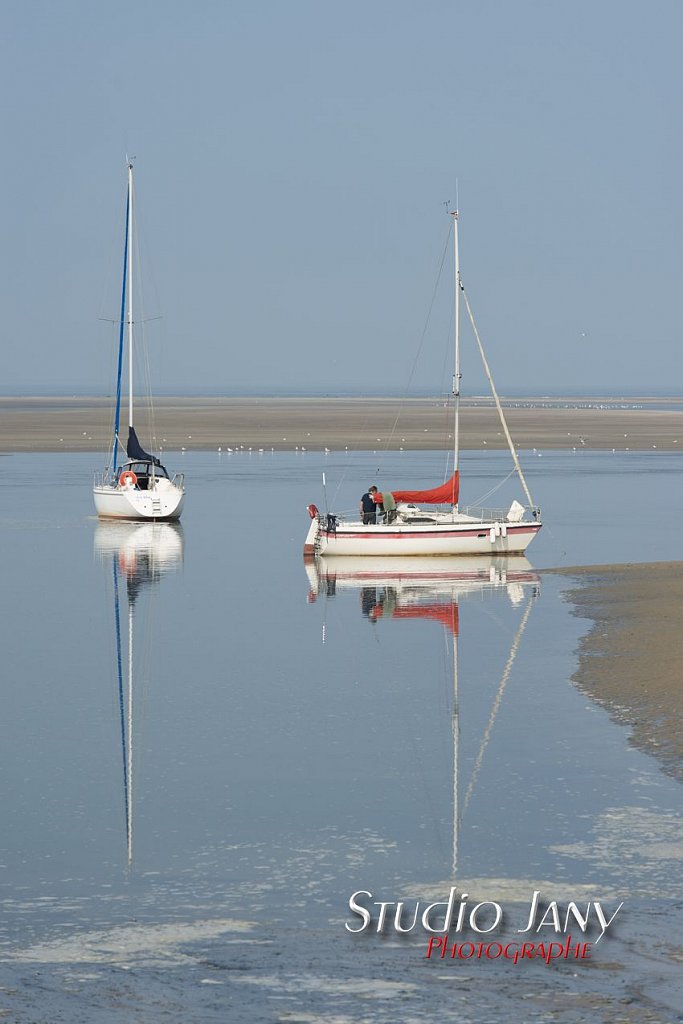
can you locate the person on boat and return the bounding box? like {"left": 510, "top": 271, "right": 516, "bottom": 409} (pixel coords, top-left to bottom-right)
{"left": 375, "top": 489, "right": 397, "bottom": 524}
{"left": 360, "top": 486, "right": 379, "bottom": 524}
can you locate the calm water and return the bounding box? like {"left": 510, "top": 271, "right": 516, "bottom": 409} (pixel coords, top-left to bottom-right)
{"left": 0, "top": 449, "right": 681, "bottom": 1022}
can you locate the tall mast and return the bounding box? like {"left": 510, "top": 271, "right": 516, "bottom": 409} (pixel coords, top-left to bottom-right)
{"left": 452, "top": 210, "right": 461, "bottom": 494}
{"left": 127, "top": 163, "right": 134, "bottom": 430}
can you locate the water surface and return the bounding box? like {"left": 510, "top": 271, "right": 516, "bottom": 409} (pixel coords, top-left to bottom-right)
{"left": 0, "top": 449, "right": 681, "bottom": 1022}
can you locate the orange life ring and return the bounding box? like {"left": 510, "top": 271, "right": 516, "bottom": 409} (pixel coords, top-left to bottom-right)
{"left": 119, "top": 470, "right": 138, "bottom": 487}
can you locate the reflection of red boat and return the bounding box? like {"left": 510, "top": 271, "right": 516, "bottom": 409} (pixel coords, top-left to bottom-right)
{"left": 306, "top": 555, "right": 540, "bottom": 636}
{"left": 370, "top": 598, "right": 459, "bottom": 636}
{"left": 305, "top": 553, "right": 540, "bottom": 881}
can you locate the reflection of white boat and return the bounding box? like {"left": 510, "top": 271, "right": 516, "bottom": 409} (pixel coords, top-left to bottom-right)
{"left": 95, "top": 521, "right": 184, "bottom": 868}
{"left": 93, "top": 162, "right": 185, "bottom": 521}
{"left": 306, "top": 554, "right": 539, "bottom": 611}
{"left": 304, "top": 210, "right": 541, "bottom": 558}
{"left": 94, "top": 520, "right": 184, "bottom": 578}
{"left": 306, "top": 554, "right": 539, "bottom": 878}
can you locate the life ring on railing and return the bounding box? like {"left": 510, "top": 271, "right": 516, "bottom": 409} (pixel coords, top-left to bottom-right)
{"left": 119, "top": 470, "right": 137, "bottom": 488}
{"left": 307, "top": 504, "right": 319, "bottom": 519}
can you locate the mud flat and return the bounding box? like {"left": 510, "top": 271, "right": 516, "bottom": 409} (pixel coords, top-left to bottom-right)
{"left": 557, "top": 561, "right": 683, "bottom": 782}
{"left": 2, "top": 396, "right": 683, "bottom": 452}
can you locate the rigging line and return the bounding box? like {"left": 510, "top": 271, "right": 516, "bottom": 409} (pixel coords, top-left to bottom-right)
{"left": 382, "top": 220, "right": 453, "bottom": 455}
{"left": 438, "top": 303, "right": 456, "bottom": 483}
{"left": 461, "top": 593, "right": 536, "bottom": 815}
{"left": 134, "top": 211, "right": 158, "bottom": 457}
{"left": 470, "top": 467, "right": 517, "bottom": 508}
{"left": 331, "top": 221, "right": 453, "bottom": 505}
{"left": 461, "top": 286, "right": 536, "bottom": 509}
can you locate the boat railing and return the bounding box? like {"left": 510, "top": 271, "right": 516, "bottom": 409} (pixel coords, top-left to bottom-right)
{"left": 460, "top": 504, "right": 542, "bottom": 523}
{"left": 171, "top": 473, "right": 185, "bottom": 489}
{"left": 94, "top": 470, "right": 116, "bottom": 488}
{"left": 324, "top": 504, "right": 541, "bottom": 525}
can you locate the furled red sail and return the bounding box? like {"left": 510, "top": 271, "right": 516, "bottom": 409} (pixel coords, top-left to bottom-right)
{"left": 391, "top": 471, "right": 459, "bottom": 505}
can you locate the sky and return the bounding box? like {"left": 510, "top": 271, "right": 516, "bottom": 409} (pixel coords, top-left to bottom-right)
{"left": 1, "top": 0, "right": 682, "bottom": 395}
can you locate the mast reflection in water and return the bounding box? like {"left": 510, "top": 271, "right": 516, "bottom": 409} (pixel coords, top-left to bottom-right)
{"left": 94, "top": 522, "right": 184, "bottom": 869}
{"left": 306, "top": 555, "right": 540, "bottom": 881}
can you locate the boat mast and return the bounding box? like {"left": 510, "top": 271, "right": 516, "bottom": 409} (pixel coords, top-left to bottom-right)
{"left": 127, "top": 162, "right": 134, "bottom": 432}
{"left": 452, "top": 210, "right": 461, "bottom": 505}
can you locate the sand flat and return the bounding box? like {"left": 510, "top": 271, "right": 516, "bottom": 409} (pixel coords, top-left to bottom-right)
{"left": 556, "top": 561, "right": 683, "bottom": 781}
{"left": 2, "top": 396, "right": 683, "bottom": 452}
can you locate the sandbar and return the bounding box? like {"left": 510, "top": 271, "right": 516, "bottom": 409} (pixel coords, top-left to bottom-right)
{"left": 2, "top": 396, "right": 683, "bottom": 453}
{"left": 557, "top": 561, "right": 683, "bottom": 782}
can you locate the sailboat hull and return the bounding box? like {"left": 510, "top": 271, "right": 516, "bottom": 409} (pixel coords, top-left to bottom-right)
{"left": 93, "top": 483, "right": 184, "bottom": 521}
{"left": 304, "top": 517, "right": 541, "bottom": 558}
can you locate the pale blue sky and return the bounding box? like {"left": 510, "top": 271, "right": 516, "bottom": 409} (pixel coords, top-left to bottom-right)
{"left": 1, "top": 0, "right": 681, "bottom": 394}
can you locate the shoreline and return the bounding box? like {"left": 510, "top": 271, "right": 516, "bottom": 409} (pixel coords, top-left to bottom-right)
{"left": 553, "top": 561, "right": 683, "bottom": 782}
{"left": 2, "top": 396, "right": 683, "bottom": 453}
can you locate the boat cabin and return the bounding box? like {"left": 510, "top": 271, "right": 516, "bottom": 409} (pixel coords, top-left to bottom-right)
{"left": 119, "top": 461, "right": 170, "bottom": 490}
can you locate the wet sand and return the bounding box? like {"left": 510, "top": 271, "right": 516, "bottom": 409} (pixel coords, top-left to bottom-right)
{"left": 557, "top": 561, "right": 683, "bottom": 782}
{"left": 2, "top": 395, "right": 683, "bottom": 452}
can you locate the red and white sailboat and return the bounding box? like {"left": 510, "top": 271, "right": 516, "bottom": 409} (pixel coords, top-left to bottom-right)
{"left": 304, "top": 210, "right": 542, "bottom": 559}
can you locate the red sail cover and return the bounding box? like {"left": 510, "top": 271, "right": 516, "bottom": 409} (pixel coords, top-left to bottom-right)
{"left": 391, "top": 471, "right": 459, "bottom": 505}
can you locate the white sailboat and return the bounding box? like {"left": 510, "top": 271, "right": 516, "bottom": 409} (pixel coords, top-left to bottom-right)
{"left": 304, "top": 209, "right": 541, "bottom": 558}
{"left": 93, "top": 162, "right": 185, "bottom": 521}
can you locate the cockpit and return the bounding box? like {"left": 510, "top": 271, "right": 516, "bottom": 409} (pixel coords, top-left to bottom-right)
{"left": 119, "top": 461, "right": 170, "bottom": 490}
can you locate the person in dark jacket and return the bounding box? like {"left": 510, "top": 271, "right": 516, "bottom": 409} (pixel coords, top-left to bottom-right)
{"left": 360, "top": 486, "right": 379, "bottom": 524}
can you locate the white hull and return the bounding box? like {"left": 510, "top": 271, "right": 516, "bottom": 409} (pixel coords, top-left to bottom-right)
{"left": 94, "top": 482, "right": 184, "bottom": 521}
{"left": 304, "top": 516, "right": 541, "bottom": 558}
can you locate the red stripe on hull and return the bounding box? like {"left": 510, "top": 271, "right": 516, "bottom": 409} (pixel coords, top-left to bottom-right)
{"left": 326, "top": 525, "right": 541, "bottom": 542}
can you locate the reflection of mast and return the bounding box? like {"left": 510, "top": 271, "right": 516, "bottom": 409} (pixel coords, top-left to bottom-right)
{"left": 96, "top": 521, "right": 184, "bottom": 870}
{"left": 451, "top": 591, "right": 535, "bottom": 881}
{"left": 127, "top": 574, "right": 134, "bottom": 868}
{"left": 305, "top": 554, "right": 539, "bottom": 883}
{"left": 112, "top": 556, "right": 131, "bottom": 865}
{"left": 452, "top": 625, "right": 459, "bottom": 879}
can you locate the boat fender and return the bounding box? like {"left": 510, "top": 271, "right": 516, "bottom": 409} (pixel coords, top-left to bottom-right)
{"left": 307, "top": 504, "right": 319, "bottom": 519}
{"left": 119, "top": 470, "right": 137, "bottom": 488}
{"left": 501, "top": 523, "right": 507, "bottom": 538}
{"left": 489, "top": 527, "right": 496, "bottom": 544}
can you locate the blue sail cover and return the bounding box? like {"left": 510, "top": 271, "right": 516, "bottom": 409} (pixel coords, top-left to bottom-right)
{"left": 126, "top": 426, "right": 161, "bottom": 465}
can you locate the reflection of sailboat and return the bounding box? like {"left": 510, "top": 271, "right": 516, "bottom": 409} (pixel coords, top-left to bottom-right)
{"left": 304, "top": 210, "right": 541, "bottom": 557}
{"left": 95, "top": 522, "right": 184, "bottom": 867}
{"left": 93, "top": 162, "right": 185, "bottom": 521}
{"left": 306, "top": 554, "right": 539, "bottom": 878}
